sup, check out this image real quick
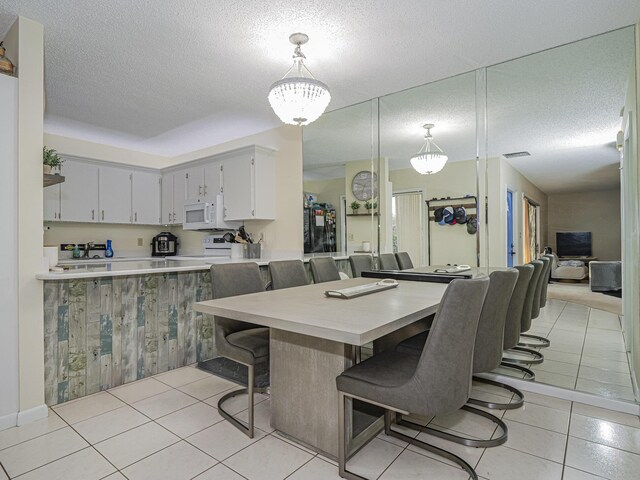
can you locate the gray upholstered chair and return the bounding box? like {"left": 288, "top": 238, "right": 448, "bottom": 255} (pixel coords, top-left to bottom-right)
{"left": 500, "top": 264, "right": 537, "bottom": 382}
{"left": 309, "top": 257, "right": 341, "bottom": 283}
{"left": 269, "top": 260, "right": 308, "bottom": 289}
{"left": 378, "top": 253, "right": 400, "bottom": 270}
{"left": 397, "top": 270, "right": 519, "bottom": 445}
{"left": 503, "top": 260, "right": 544, "bottom": 366}
{"left": 349, "top": 255, "right": 373, "bottom": 278}
{"left": 395, "top": 252, "right": 414, "bottom": 270}
{"left": 336, "top": 277, "right": 489, "bottom": 480}
{"left": 520, "top": 256, "right": 551, "bottom": 348}
{"left": 211, "top": 263, "right": 268, "bottom": 438}
{"left": 541, "top": 254, "right": 554, "bottom": 307}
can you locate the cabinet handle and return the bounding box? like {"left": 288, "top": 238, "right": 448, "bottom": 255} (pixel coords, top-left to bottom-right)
{"left": 135, "top": 212, "right": 138, "bottom": 222}
{"left": 199, "top": 185, "right": 203, "bottom": 195}
{"left": 168, "top": 213, "right": 171, "bottom": 223}
{"left": 92, "top": 209, "right": 95, "bottom": 220}
{"left": 101, "top": 210, "right": 104, "bottom": 221}
{"left": 252, "top": 209, "right": 255, "bottom": 217}
{"left": 204, "top": 185, "right": 207, "bottom": 196}
{"left": 172, "top": 212, "right": 176, "bottom": 223}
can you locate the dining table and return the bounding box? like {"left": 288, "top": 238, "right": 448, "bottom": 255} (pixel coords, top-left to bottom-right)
{"left": 193, "top": 277, "right": 450, "bottom": 459}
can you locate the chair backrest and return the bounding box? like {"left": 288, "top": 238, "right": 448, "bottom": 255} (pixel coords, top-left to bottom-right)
{"left": 269, "top": 260, "right": 309, "bottom": 290}
{"left": 349, "top": 255, "right": 373, "bottom": 278}
{"left": 309, "top": 257, "right": 341, "bottom": 283}
{"left": 210, "top": 263, "right": 266, "bottom": 343}
{"left": 503, "top": 264, "right": 534, "bottom": 350}
{"left": 473, "top": 269, "right": 519, "bottom": 374}
{"left": 531, "top": 256, "right": 550, "bottom": 319}
{"left": 521, "top": 260, "right": 543, "bottom": 333}
{"left": 395, "top": 252, "right": 414, "bottom": 270}
{"left": 540, "top": 254, "right": 554, "bottom": 307}
{"left": 405, "top": 277, "right": 489, "bottom": 417}
{"left": 379, "top": 253, "right": 400, "bottom": 270}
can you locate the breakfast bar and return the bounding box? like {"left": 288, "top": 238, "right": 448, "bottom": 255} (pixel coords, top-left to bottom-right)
{"left": 193, "top": 277, "right": 448, "bottom": 458}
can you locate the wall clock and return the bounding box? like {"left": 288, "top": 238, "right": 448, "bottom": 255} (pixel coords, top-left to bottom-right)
{"left": 351, "top": 171, "right": 378, "bottom": 201}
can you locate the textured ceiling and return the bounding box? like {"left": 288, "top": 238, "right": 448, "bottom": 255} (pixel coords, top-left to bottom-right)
{"left": 0, "top": 0, "right": 639, "bottom": 157}
{"left": 303, "top": 27, "right": 634, "bottom": 194}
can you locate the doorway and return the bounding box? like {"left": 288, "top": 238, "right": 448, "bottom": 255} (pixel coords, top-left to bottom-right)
{"left": 523, "top": 196, "right": 540, "bottom": 263}
{"left": 507, "top": 189, "right": 515, "bottom": 267}
{"left": 392, "top": 191, "right": 424, "bottom": 266}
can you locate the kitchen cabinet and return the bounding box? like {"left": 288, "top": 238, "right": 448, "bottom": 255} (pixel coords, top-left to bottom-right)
{"left": 222, "top": 147, "right": 276, "bottom": 221}
{"left": 44, "top": 184, "right": 60, "bottom": 221}
{"left": 185, "top": 160, "right": 222, "bottom": 203}
{"left": 99, "top": 166, "right": 133, "bottom": 223}
{"left": 203, "top": 161, "right": 223, "bottom": 201}
{"left": 132, "top": 170, "right": 161, "bottom": 224}
{"left": 161, "top": 171, "right": 186, "bottom": 225}
{"left": 59, "top": 160, "right": 100, "bottom": 222}
{"left": 185, "top": 166, "right": 203, "bottom": 201}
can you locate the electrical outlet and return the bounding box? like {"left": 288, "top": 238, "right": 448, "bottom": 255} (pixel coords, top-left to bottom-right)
{"left": 137, "top": 238, "right": 143, "bottom": 246}
{"left": 259, "top": 232, "right": 265, "bottom": 243}
{"left": 348, "top": 234, "right": 354, "bottom": 241}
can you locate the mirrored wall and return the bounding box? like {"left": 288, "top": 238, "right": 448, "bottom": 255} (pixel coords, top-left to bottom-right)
{"left": 302, "top": 26, "right": 638, "bottom": 404}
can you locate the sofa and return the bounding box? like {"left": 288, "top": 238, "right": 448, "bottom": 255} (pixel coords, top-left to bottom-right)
{"left": 549, "top": 253, "right": 588, "bottom": 281}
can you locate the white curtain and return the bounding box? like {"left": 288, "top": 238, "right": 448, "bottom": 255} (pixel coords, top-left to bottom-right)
{"left": 395, "top": 193, "right": 423, "bottom": 266}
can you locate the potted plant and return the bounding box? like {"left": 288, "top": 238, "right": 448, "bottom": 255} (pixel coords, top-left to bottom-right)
{"left": 350, "top": 200, "right": 361, "bottom": 214}
{"left": 43, "top": 147, "right": 63, "bottom": 174}
{"left": 364, "top": 200, "right": 372, "bottom": 213}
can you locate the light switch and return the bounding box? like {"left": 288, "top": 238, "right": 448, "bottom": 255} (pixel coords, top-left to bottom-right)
{"left": 137, "top": 238, "right": 143, "bottom": 246}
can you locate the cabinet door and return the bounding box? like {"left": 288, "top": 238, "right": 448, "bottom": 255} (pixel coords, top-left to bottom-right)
{"left": 185, "top": 166, "right": 204, "bottom": 201}
{"left": 44, "top": 184, "right": 60, "bottom": 221}
{"left": 132, "top": 171, "right": 161, "bottom": 224}
{"left": 203, "top": 160, "right": 222, "bottom": 201}
{"left": 222, "top": 155, "right": 253, "bottom": 220}
{"left": 60, "top": 160, "right": 100, "bottom": 222}
{"left": 99, "top": 166, "right": 132, "bottom": 223}
{"left": 173, "top": 171, "right": 186, "bottom": 224}
{"left": 161, "top": 174, "right": 174, "bottom": 224}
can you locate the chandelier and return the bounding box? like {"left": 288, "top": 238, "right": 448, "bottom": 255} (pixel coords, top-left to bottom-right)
{"left": 268, "top": 33, "right": 331, "bottom": 126}
{"left": 410, "top": 124, "right": 448, "bottom": 175}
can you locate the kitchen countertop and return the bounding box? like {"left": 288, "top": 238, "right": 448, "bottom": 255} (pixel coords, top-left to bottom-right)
{"left": 36, "top": 253, "right": 350, "bottom": 280}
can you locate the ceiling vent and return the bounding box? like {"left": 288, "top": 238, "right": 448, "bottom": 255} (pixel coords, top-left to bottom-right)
{"left": 503, "top": 151, "right": 531, "bottom": 158}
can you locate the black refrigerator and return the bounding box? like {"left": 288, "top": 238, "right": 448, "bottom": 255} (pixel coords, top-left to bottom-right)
{"left": 303, "top": 204, "right": 337, "bottom": 253}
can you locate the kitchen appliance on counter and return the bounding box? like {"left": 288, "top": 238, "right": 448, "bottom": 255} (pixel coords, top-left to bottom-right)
{"left": 183, "top": 194, "right": 242, "bottom": 230}
{"left": 202, "top": 234, "right": 233, "bottom": 257}
{"left": 151, "top": 232, "right": 179, "bottom": 256}
{"left": 304, "top": 203, "right": 337, "bottom": 254}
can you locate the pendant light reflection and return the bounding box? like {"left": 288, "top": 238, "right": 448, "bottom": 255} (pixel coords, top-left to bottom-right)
{"left": 268, "top": 33, "right": 331, "bottom": 126}
{"left": 410, "top": 124, "right": 448, "bottom": 175}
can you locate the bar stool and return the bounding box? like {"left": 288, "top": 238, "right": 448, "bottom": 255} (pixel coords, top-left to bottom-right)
{"left": 503, "top": 260, "right": 544, "bottom": 366}
{"left": 378, "top": 253, "right": 399, "bottom": 270}
{"left": 349, "top": 255, "right": 373, "bottom": 278}
{"left": 309, "top": 257, "right": 341, "bottom": 283}
{"left": 540, "top": 254, "right": 554, "bottom": 308}
{"left": 519, "top": 256, "right": 551, "bottom": 348}
{"left": 336, "top": 277, "right": 489, "bottom": 480}
{"left": 210, "top": 263, "right": 269, "bottom": 438}
{"left": 395, "top": 252, "right": 414, "bottom": 270}
{"left": 269, "top": 260, "right": 309, "bottom": 289}
{"left": 397, "top": 270, "right": 519, "bottom": 445}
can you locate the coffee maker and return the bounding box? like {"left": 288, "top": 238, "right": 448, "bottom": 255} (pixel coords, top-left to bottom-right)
{"left": 151, "top": 232, "right": 179, "bottom": 256}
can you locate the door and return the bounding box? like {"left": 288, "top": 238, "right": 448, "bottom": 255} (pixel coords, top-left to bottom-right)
{"left": 132, "top": 171, "right": 161, "bottom": 224}
{"left": 222, "top": 155, "right": 253, "bottom": 220}
{"left": 99, "top": 166, "right": 132, "bottom": 223}
{"left": 392, "top": 192, "right": 424, "bottom": 266}
{"left": 523, "top": 196, "right": 539, "bottom": 262}
{"left": 507, "top": 190, "right": 515, "bottom": 267}
{"left": 60, "top": 160, "right": 100, "bottom": 222}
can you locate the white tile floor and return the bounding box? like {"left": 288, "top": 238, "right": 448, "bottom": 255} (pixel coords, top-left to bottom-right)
{"left": 507, "top": 299, "right": 637, "bottom": 402}
{"left": 1, "top": 365, "right": 640, "bottom": 479}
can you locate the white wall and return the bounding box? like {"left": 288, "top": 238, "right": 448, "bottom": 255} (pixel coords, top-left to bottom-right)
{"left": 0, "top": 73, "right": 19, "bottom": 429}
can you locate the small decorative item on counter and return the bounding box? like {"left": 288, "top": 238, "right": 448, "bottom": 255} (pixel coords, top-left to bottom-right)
{"left": 43, "top": 147, "right": 64, "bottom": 174}
{"left": 0, "top": 42, "right": 14, "bottom": 76}
{"left": 350, "top": 201, "right": 361, "bottom": 214}
{"left": 72, "top": 244, "right": 81, "bottom": 259}
{"left": 105, "top": 239, "right": 114, "bottom": 258}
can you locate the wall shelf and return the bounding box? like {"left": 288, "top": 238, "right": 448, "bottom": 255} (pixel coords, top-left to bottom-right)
{"left": 347, "top": 212, "right": 379, "bottom": 217}
{"left": 44, "top": 173, "right": 65, "bottom": 188}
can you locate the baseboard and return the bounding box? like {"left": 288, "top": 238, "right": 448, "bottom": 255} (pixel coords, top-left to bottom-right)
{"left": 477, "top": 372, "right": 640, "bottom": 416}
{"left": 16, "top": 404, "right": 48, "bottom": 426}
{"left": 0, "top": 412, "right": 18, "bottom": 432}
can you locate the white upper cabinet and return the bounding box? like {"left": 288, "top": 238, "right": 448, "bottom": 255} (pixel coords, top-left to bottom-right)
{"left": 222, "top": 147, "right": 276, "bottom": 221}
{"left": 185, "top": 166, "right": 203, "bottom": 201}
{"left": 161, "top": 173, "right": 175, "bottom": 224}
{"left": 132, "top": 170, "right": 161, "bottom": 224}
{"left": 99, "top": 166, "right": 133, "bottom": 223}
{"left": 60, "top": 160, "right": 100, "bottom": 222}
{"left": 203, "top": 160, "right": 222, "bottom": 201}
{"left": 44, "top": 184, "right": 60, "bottom": 221}
{"left": 173, "top": 170, "right": 186, "bottom": 224}
{"left": 161, "top": 170, "right": 186, "bottom": 225}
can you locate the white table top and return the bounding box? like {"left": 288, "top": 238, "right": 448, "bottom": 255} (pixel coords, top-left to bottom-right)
{"left": 193, "top": 278, "right": 448, "bottom": 346}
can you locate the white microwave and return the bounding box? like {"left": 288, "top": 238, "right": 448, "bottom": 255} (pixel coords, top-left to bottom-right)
{"left": 183, "top": 195, "right": 241, "bottom": 231}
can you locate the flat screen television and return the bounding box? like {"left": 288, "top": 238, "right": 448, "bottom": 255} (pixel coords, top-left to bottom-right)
{"left": 556, "top": 231, "right": 592, "bottom": 257}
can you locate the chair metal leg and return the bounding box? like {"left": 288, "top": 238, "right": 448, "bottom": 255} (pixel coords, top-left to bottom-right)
{"left": 467, "top": 376, "right": 524, "bottom": 410}
{"left": 338, "top": 392, "right": 478, "bottom": 480}
{"left": 217, "top": 363, "right": 261, "bottom": 438}
{"left": 503, "top": 346, "right": 544, "bottom": 365}
{"left": 403, "top": 405, "right": 508, "bottom": 448}
{"left": 498, "top": 361, "right": 536, "bottom": 380}
{"left": 519, "top": 333, "right": 551, "bottom": 348}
